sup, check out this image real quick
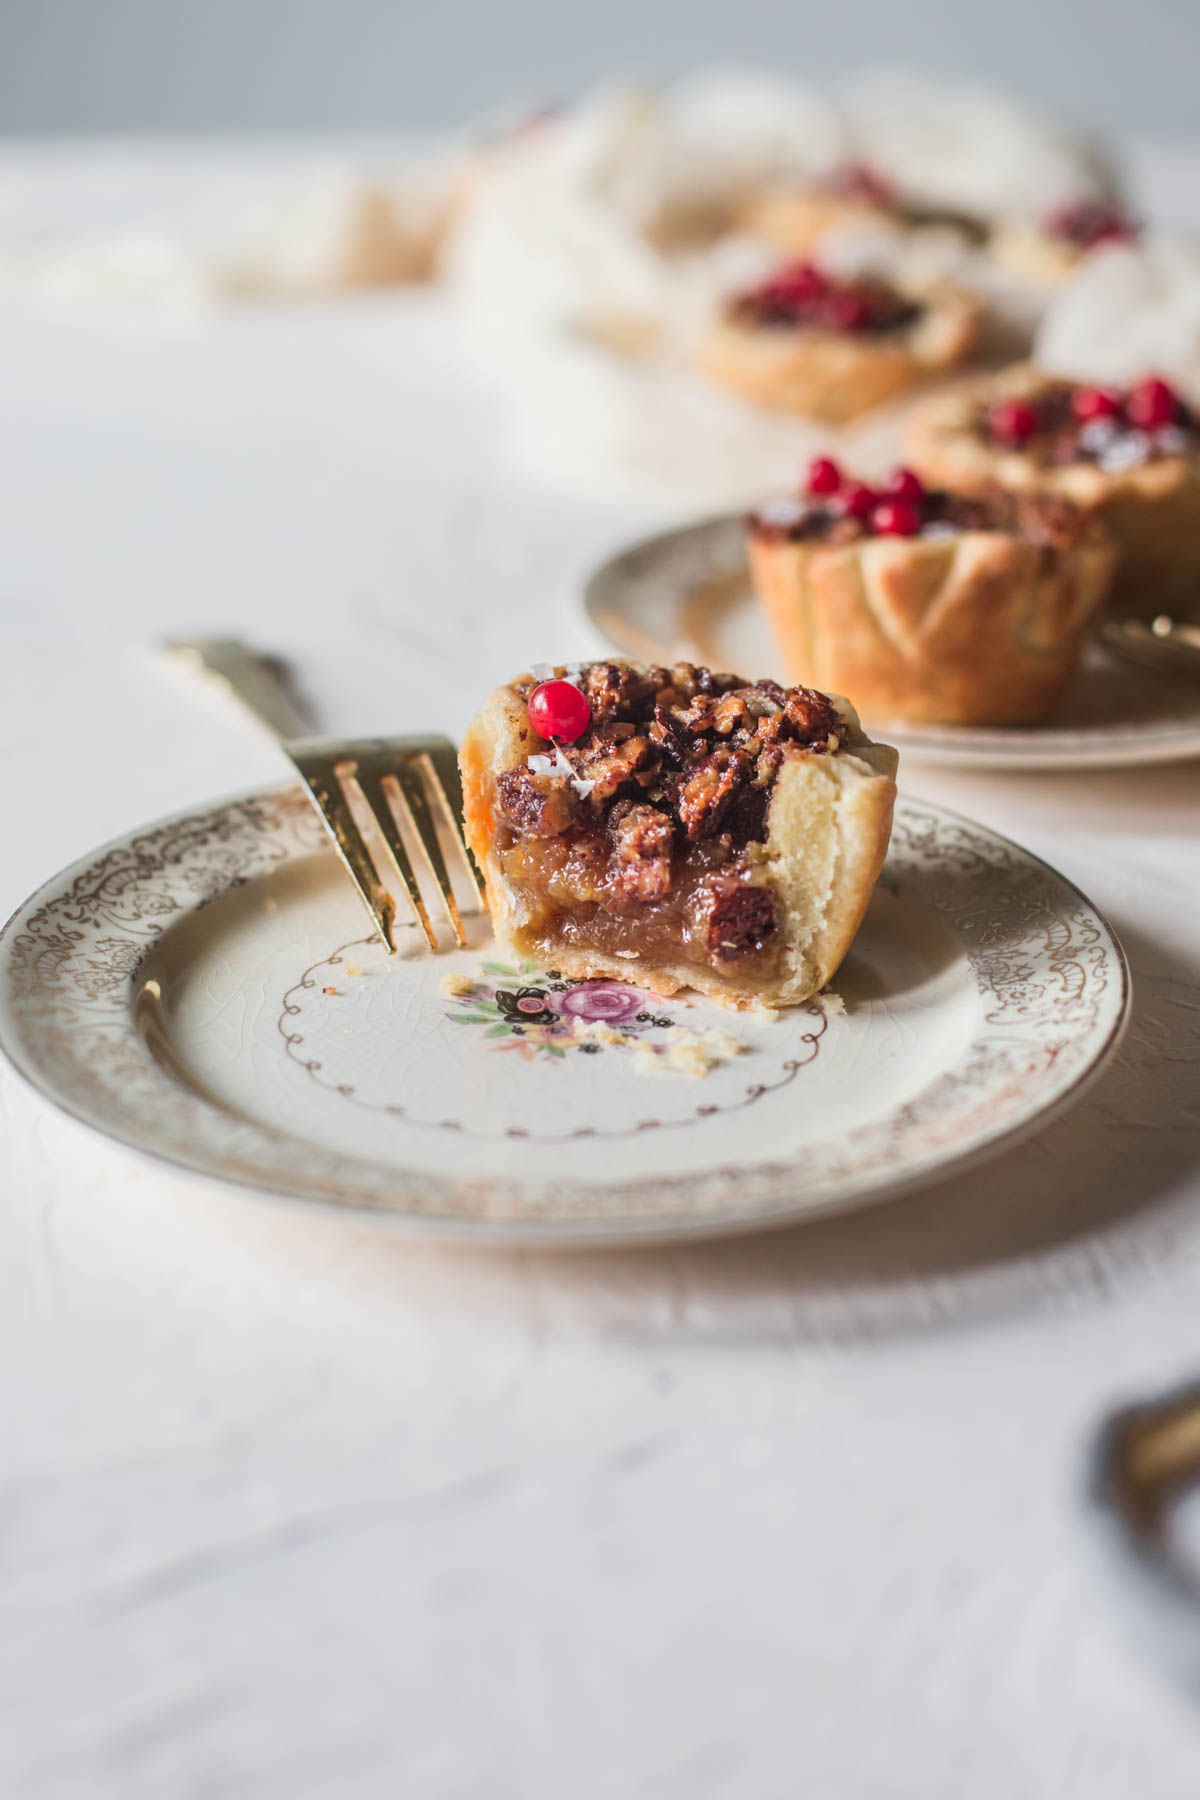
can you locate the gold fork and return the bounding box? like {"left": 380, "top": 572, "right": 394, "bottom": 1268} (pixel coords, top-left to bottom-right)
{"left": 165, "top": 638, "right": 482, "bottom": 953}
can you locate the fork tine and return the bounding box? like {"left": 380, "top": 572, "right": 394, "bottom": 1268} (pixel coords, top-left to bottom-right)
{"left": 418, "top": 738, "right": 484, "bottom": 906}
{"left": 387, "top": 762, "right": 468, "bottom": 948}
{"left": 295, "top": 758, "right": 399, "bottom": 953}
{"left": 350, "top": 766, "right": 439, "bottom": 952}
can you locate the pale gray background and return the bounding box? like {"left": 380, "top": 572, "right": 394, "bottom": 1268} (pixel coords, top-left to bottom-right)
{"left": 1, "top": 0, "right": 1198, "bottom": 136}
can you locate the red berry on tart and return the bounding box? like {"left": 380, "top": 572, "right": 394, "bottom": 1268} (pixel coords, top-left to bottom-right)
{"left": 987, "top": 398, "right": 1040, "bottom": 447}
{"left": 878, "top": 466, "right": 924, "bottom": 503}
{"left": 905, "top": 365, "right": 1200, "bottom": 616}
{"left": 870, "top": 497, "right": 921, "bottom": 537}
{"left": 834, "top": 480, "right": 877, "bottom": 521}
{"left": 459, "top": 661, "right": 898, "bottom": 1011}
{"left": 989, "top": 197, "right": 1139, "bottom": 289}
{"left": 1071, "top": 385, "right": 1122, "bottom": 423}
{"left": 699, "top": 259, "right": 978, "bottom": 423}
{"left": 746, "top": 463, "right": 1116, "bottom": 725}
{"left": 1043, "top": 198, "right": 1137, "bottom": 252}
{"left": 527, "top": 678, "right": 591, "bottom": 743}
{"left": 805, "top": 455, "right": 843, "bottom": 497}
{"left": 1125, "top": 376, "right": 1180, "bottom": 431}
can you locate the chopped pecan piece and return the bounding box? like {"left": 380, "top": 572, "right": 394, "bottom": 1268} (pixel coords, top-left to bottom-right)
{"left": 689, "top": 871, "right": 778, "bottom": 963}
{"left": 676, "top": 692, "right": 718, "bottom": 733}
{"left": 677, "top": 748, "right": 749, "bottom": 840}
{"left": 577, "top": 731, "right": 657, "bottom": 805}
{"left": 666, "top": 661, "right": 704, "bottom": 701}
{"left": 605, "top": 801, "right": 675, "bottom": 908}
{"left": 726, "top": 780, "right": 771, "bottom": 843}
{"left": 783, "top": 686, "right": 842, "bottom": 745}
{"left": 582, "top": 662, "right": 661, "bottom": 723}
{"left": 648, "top": 704, "right": 693, "bottom": 766}
{"left": 713, "top": 690, "right": 757, "bottom": 736}
{"left": 496, "top": 766, "right": 578, "bottom": 837}
{"left": 754, "top": 744, "right": 788, "bottom": 790}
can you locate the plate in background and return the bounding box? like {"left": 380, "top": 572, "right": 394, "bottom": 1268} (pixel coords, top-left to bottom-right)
{"left": 583, "top": 513, "right": 1200, "bottom": 771}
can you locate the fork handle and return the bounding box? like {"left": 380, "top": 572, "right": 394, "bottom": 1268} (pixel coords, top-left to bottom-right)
{"left": 164, "top": 638, "right": 313, "bottom": 742}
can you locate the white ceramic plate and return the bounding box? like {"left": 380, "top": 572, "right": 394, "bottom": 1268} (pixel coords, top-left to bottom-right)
{"left": 584, "top": 513, "right": 1200, "bottom": 771}
{"left": 0, "top": 785, "right": 1129, "bottom": 1245}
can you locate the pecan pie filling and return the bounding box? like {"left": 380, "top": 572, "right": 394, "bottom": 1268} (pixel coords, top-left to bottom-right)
{"left": 494, "top": 662, "right": 845, "bottom": 985}
{"left": 727, "top": 261, "right": 921, "bottom": 336}
{"left": 981, "top": 377, "right": 1198, "bottom": 472}
{"left": 748, "top": 458, "right": 1094, "bottom": 551}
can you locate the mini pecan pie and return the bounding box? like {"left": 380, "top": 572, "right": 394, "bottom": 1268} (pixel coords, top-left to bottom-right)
{"left": 459, "top": 661, "right": 897, "bottom": 1010}
{"left": 746, "top": 163, "right": 988, "bottom": 262}
{"left": 906, "top": 365, "right": 1200, "bottom": 616}
{"left": 990, "top": 199, "right": 1138, "bottom": 289}
{"left": 700, "top": 259, "right": 978, "bottom": 422}
{"left": 747, "top": 458, "right": 1116, "bottom": 726}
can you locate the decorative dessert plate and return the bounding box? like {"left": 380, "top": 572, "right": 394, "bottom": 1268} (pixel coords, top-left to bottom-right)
{"left": 0, "top": 784, "right": 1128, "bottom": 1245}
{"left": 584, "top": 514, "right": 1200, "bottom": 771}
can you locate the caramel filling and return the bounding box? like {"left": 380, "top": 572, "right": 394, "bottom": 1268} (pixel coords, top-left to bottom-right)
{"left": 498, "top": 829, "right": 781, "bottom": 988}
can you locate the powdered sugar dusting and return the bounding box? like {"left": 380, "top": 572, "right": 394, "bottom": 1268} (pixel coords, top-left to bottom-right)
{"left": 1097, "top": 430, "right": 1152, "bottom": 473}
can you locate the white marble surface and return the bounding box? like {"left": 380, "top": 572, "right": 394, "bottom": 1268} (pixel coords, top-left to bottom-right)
{"left": 3, "top": 145, "right": 1200, "bottom": 1799}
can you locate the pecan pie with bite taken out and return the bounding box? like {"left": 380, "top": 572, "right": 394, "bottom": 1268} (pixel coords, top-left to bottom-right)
{"left": 748, "top": 458, "right": 1116, "bottom": 725}
{"left": 459, "top": 661, "right": 897, "bottom": 1011}
{"left": 700, "top": 259, "right": 978, "bottom": 423}
{"left": 906, "top": 365, "right": 1200, "bottom": 616}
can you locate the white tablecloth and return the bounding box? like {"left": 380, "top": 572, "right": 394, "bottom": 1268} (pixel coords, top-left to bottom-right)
{"left": 3, "top": 143, "right": 1200, "bottom": 1799}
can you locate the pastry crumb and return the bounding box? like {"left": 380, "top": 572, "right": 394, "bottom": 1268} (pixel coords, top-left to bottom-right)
{"left": 813, "top": 988, "right": 846, "bottom": 1018}
{"left": 441, "top": 970, "right": 477, "bottom": 997}
{"left": 574, "top": 1020, "right": 634, "bottom": 1048}
{"left": 635, "top": 1024, "right": 749, "bottom": 1077}
{"left": 345, "top": 963, "right": 364, "bottom": 978}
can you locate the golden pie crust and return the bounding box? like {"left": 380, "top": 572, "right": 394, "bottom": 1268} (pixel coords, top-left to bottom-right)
{"left": 700, "top": 285, "right": 979, "bottom": 423}
{"left": 459, "top": 667, "right": 898, "bottom": 1011}
{"left": 749, "top": 518, "right": 1116, "bottom": 726}
{"left": 905, "top": 365, "right": 1200, "bottom": 616}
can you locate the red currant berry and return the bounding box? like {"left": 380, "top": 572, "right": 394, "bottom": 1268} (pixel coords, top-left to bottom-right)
{"left": 805, "top": 455, "right": 842, "bottom": 496}
{"left": 1071, "top": 385, "right": 1121, "bottom": 422}
{"left": 834, "top": 161, "right": 894, "bottom": 206}
{"left": 1089, "top": 208, "right": 1136, "bottom": 248}
{"left": 835, "top": 481, "right": 877, "bottom": 521}
{"left": 767, "top": 261, "right": 826, "bottom": 308}
{"left": 880, "top": 466, "right": 924, "bottom": 502}
{"left": 527, "top": 679, "right": 591, "bottom": 743}
{"left": 825, "top": 289, "right": 871, "bottom": 332}
{"left": 988, "top": 398, "right": 1040, "bottom": 446}
{"left": 1047, "top": 199, "right": 1136, "bottom": 249}
{"left": 1126, "top": 376, "right": 1179, "bottom": 430}
{"left": 871, "top": 498, "right": 921, "bottom": 537}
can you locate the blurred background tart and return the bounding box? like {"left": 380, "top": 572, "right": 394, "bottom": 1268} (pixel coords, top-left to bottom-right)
{"left": 747, "top": 458, "right": 1116, "bottom": 725}
{"left": 905, "top": 364, "right": 1200, "bottom": 614}
{"left": 989, "top": 198, "right": 1140, "bottom": 290}
{"left": 700, "top": 259, "right": 979, "bottom": 422}
{"left": 744, "top": 161, "right": 988, "bottom": 262}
